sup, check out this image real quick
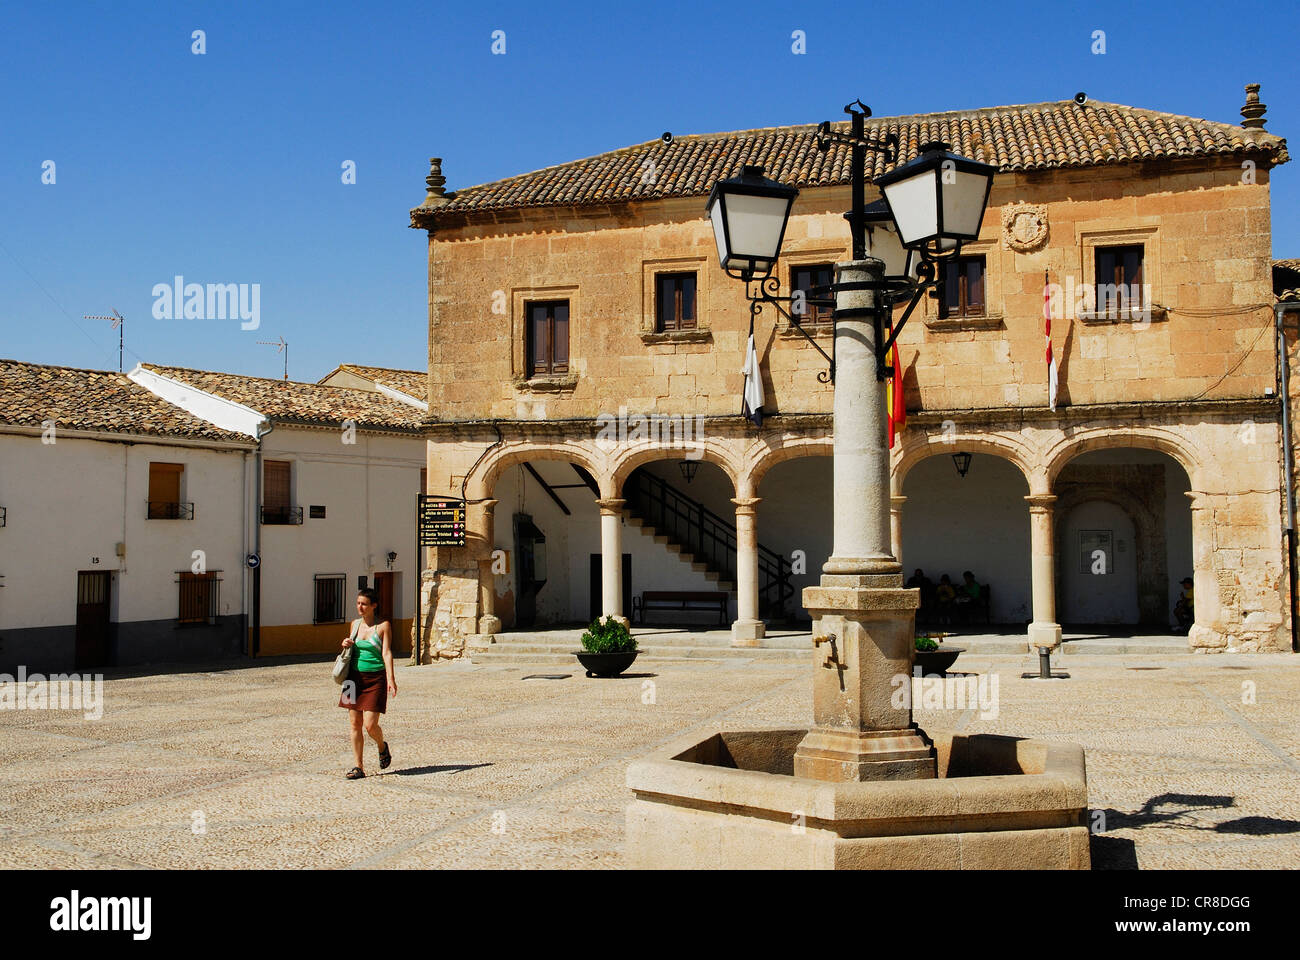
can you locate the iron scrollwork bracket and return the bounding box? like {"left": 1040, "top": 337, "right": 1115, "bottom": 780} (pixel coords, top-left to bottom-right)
{"left": 745, "top": 275, "right": 837, "bottom": 383}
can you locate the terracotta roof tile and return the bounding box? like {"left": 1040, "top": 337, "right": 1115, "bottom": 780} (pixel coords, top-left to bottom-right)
{"left": 142, "top": 364, "right": 424, "bottom": 432}
{"left": 413, "top": 100, "right": 1288, "bottom": 226}
{"left": 0, "top": 359, "right": 250, "bottom": 442}
{"left": 325, "top": 364, "right": 427, "bottom": 402}
{"left": 1276, "top": 259, "right": 1300, "bottom": 303}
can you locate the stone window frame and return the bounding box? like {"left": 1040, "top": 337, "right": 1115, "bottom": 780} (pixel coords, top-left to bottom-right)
{"left": 641, "top": 256, "right": 711, "bottom": 345}
{"left": 921, "top": 237, "right": 1004, "bottom": 332}
{"left": 776, "top": 246, "right": 846, "bottom": 341}
{"left": 511, "top": 284, "right": 580, "bottom": 393}
{"left": 1076, "top": 219, "right": 1167, "bottom": 325}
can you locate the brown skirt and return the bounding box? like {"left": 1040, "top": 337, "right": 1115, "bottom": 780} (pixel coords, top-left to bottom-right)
{"left": 339, "top": 668, "right": 388, "bottom": 713}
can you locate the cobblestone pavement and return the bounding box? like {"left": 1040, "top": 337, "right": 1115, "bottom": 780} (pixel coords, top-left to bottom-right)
{"left": 2, "top": 651, "right": 1297, "bottom": 869}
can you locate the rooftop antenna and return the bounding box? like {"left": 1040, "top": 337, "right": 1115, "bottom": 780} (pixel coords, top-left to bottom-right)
{"left": 83, "top": 309, "right": 124, "bottom": 372}
{"left": 257, "top": 337, "right": 289, "bottom": 380}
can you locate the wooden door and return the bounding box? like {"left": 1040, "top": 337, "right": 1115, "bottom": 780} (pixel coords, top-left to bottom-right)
{"left": 75, "top": 571, "right": 111, "bottom": 668}
{"left": 374, "top": 572, "right": 395, "bottom": 622}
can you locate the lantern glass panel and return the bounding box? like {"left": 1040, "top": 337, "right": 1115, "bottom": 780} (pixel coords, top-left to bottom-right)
{"left": 723, "top": 192, "right": 792, "bottom": 266}
{"left": 941, "top": 169, "right": 991, "bottom": 240}
{"left": 881, "top": 171, "right": 938, "bottom": 248}
{"left": 865, "top": 222, "right": 912, "bottom": 278}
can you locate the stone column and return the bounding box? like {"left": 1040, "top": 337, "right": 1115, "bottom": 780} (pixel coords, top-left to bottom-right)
{"left": 476, "top": 499, "right": 501, "bottom": 636}
{"left": 596, "top": 498, "right": 628, "bottom": 626}
{"left": 890, "top": 495, "right": 907, "bottom": 567}
{"left": 1185, "top": 490, "right": 1220, "bottom": 649}
{"left": 1025, "top": 494, "right": 1063, "bottom": 652}
{"left": 794, "top": 258, "right": 930, "bottom": 783}
{"left": 731, "top": 496, "right": 765, "bottom": 646}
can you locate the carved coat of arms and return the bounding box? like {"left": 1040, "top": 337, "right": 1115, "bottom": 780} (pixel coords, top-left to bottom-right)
{"left": 1001, "top": 203, "right": 1049, "bottom": 251}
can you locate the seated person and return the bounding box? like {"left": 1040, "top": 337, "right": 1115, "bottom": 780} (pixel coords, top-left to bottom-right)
{"left": 1173, "top": 577, "right": 1194, "bottom": 633}
{"left": 934, "top": 574, "right": 956, "bottom": 624}
{"left": 956, "top": 570, "right": 981, "bottom": 604}
{"left": 906, "top": 568, "right": 934, "bottom": 620}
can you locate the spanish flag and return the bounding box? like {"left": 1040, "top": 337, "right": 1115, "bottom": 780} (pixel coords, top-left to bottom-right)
{"left": 887, "top": 341, "right": 906, "bottom": 448}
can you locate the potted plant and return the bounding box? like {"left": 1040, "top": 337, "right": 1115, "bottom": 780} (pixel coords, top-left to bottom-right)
{"left": 575, "top": 615, "right": 639, "bottom": 677}
{"left": 914, "top": 631, "right": 965, "bottom": 676}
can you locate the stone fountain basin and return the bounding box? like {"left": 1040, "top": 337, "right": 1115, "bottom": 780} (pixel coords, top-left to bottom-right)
{"left": 626, "top": 729, "right": 1090, "bottom": 869}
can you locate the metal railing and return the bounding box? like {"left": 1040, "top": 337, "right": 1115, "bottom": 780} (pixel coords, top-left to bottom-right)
{"left": 313, "top": 573, "right": 347, "bottom": 623}
{"left": 0, "top": 506, "right": 6, "bottom": 527}
{"left": 624, "top": 469, "right": 794, "bottom": 617}
{"left": 147, "top": 501, "right": 195, "bottom": 520}
{"left": 261, "top": 505, "right": 304, "bottom": 525}
{"left": 176, "top": 572, "right": 222, "bottom": 625}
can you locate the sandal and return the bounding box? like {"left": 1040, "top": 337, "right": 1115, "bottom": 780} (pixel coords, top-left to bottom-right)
{"left": 379, "top": 742, "right": 392, "bottom": 770}
{"left": 345, "top": 766, "right": 365, "bottom": 780}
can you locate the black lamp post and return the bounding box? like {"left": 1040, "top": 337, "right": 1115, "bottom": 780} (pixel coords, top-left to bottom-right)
{"left": 706, "top": 100, "right": 996, "bottom": 382}
{"left": 952, "top": 452, "right": 973, "bottom": 479}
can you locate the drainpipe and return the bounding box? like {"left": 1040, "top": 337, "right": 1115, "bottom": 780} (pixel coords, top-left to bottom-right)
{"left": 1277, "top": 304, "right": 1298, "bottom": 653}
{"left": 253, "top": 420, "right": 274, "bottom": 657}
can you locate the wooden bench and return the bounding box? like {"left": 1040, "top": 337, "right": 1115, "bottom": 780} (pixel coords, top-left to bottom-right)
{"left": 633, "top": 591, "right": 729, "bottom": 627}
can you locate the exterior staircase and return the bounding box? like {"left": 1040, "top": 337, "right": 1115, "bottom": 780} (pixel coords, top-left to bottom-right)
{"left": 469, "top": 629, "right": 812, "bottom": 665}
{"left": 622, "top": 468, "right": 795, "bottom": 619}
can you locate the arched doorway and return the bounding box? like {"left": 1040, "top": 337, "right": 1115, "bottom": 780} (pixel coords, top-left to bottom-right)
{"left": 755, "top": 454, "right": 832, "bottom": 624}
{"left": 489, "top": 458, "right": 602, "bottom": 629}
{"left": 1053, "top": 448, "right": 1193, "bottom": 633}
{"left": 900, "top": 452, "right": 1031, "bottom": 627}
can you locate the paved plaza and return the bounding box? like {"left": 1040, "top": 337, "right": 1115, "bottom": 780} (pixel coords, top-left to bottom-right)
{"left": 2, "top": 641, "right": 1298, "bottom": 869}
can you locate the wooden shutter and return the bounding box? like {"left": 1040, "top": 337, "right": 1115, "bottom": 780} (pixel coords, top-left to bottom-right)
{"left": 149, "top": 463, "right": 182, "bottom": 502}
{"left": 264, "top": 461, "right": 291, "bottom": 510}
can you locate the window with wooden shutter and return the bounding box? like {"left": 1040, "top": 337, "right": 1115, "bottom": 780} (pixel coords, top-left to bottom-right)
{"left": 262, "top": 460, "right": 295, "bottom": 524}
{"left": 790, "top": 264, "right": 835, "bottom": 325}
{"left": 527, "top": 301, "right": 569, "bottom": 375}
{"left": 1094, "top": 244, "right": 1144, "bottom": 316}
{"left": 939, "top": 256, "right": 986, "bottom": 319}
{"left": 178, "top": 571, "right": 220, "bottom": 624}
{"left": 655, "top": 273, "right": 697, "bottom": 331}
{"left": 147, "top": 462, "right": 186, "bottom": 519}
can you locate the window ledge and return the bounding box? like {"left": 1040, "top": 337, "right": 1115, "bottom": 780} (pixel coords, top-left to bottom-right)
{"left": 640, "top": 329, "right": 712, "bottom": 345}
{"left": 1078, "top": 307, "right": 1168, "bottom": 325}
{"left": 924, "top": 313, "right": 1005, "bottom": 332}
{"left": 514, "top": 375, "right": 578, "bottom": 393}
{"left": 777, "top": 323, "right": 835, "bottom": 340}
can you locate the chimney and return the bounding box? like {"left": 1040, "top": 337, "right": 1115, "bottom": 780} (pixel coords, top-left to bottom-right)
{"left": 1240, "top": 83, "right": 1267, "bottom": 130}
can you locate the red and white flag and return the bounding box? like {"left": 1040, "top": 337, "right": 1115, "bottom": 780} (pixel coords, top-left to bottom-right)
{"left": 1044, "top": 272, "right": 1058, "bottom": 411}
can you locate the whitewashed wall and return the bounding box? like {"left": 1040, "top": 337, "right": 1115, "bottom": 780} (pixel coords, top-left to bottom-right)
{"left": 255, "top": 428, "right": 424, "bottom": 627}
{"left": 0, "top": 430, "right": 250, "bottom": 630}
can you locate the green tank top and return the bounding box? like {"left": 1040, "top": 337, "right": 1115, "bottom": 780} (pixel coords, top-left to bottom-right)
{"left": 353, "top": 624, "right": 385, "bottom": 672}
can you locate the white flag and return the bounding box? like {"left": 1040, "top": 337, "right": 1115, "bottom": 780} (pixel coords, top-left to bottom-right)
{"left": 741, "top": 333, "right": 765, "bottom": 426}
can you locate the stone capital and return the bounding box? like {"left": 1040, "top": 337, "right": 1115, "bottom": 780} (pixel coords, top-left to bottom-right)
{"left": 596, "top": 497, "right": 626, "bottom": 516}
{"left": 731, "top": 496, "right": 761, "bottom": 516}
{"left": 1024, "top": 494, "right": 1057, "bottom": 511}
{"left": 890, "top": 495, "right": 907, "bottom": 509}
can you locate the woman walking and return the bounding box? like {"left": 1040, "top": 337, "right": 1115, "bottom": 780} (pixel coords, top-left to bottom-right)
{"left": 339, "top": 587, "right": 397, "bottom": 779}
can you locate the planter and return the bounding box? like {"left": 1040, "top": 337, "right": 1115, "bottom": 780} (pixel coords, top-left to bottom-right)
{"left": 914, "top": 645, "right": 966, "bottom": 677}
{"left": 574, "top": 650, "right": 639, "bottom": 678}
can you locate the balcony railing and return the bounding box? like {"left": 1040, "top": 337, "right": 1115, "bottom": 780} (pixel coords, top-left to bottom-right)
{"left": 147, "top": 501, "right": 195, "bottom": 520}
{"left": 0, "top": 506, "right": 6, "bottom": 527}
{"left": 261, "top": 505, "right": 304, "bottom": 525}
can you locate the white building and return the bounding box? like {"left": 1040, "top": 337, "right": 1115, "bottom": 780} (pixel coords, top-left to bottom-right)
{"left": 0, "top": 360, "right": 255, "bottom": 672}
{"left": 130, "top": 363, "right": 427, "bottom": 657}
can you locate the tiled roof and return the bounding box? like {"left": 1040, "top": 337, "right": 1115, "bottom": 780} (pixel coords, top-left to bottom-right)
{"left": 323, "top": 364, "right": 427, "bottom": 402}
{"left": 412, "top": 100, "right": 1288, "bottom": 225}
{"left": 1276, "top": 259, "right": 1300, "bottom": 303}
{"left": 141, "top": 364, "right": 425, "bottom": 432}
{"left": 0, "top": 359, "right": 251, "bottom": 443}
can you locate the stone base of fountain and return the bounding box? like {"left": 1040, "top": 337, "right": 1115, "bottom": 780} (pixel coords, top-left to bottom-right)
{"left": 626, "top": 728, "right": 1090, "bottom": 869}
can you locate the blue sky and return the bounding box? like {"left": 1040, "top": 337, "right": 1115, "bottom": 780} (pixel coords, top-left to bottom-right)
{"left": 2, "top": 0, "right": 1297, "bottom": 380}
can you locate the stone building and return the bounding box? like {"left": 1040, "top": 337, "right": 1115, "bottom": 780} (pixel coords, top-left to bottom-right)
{"left": 411, "top": 86, "right": 1292, "bottom": 658}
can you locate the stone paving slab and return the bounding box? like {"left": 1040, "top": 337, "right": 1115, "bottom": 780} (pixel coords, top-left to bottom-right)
{"left": 0, "top": 653, "right": 1297, "bottom": 868}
